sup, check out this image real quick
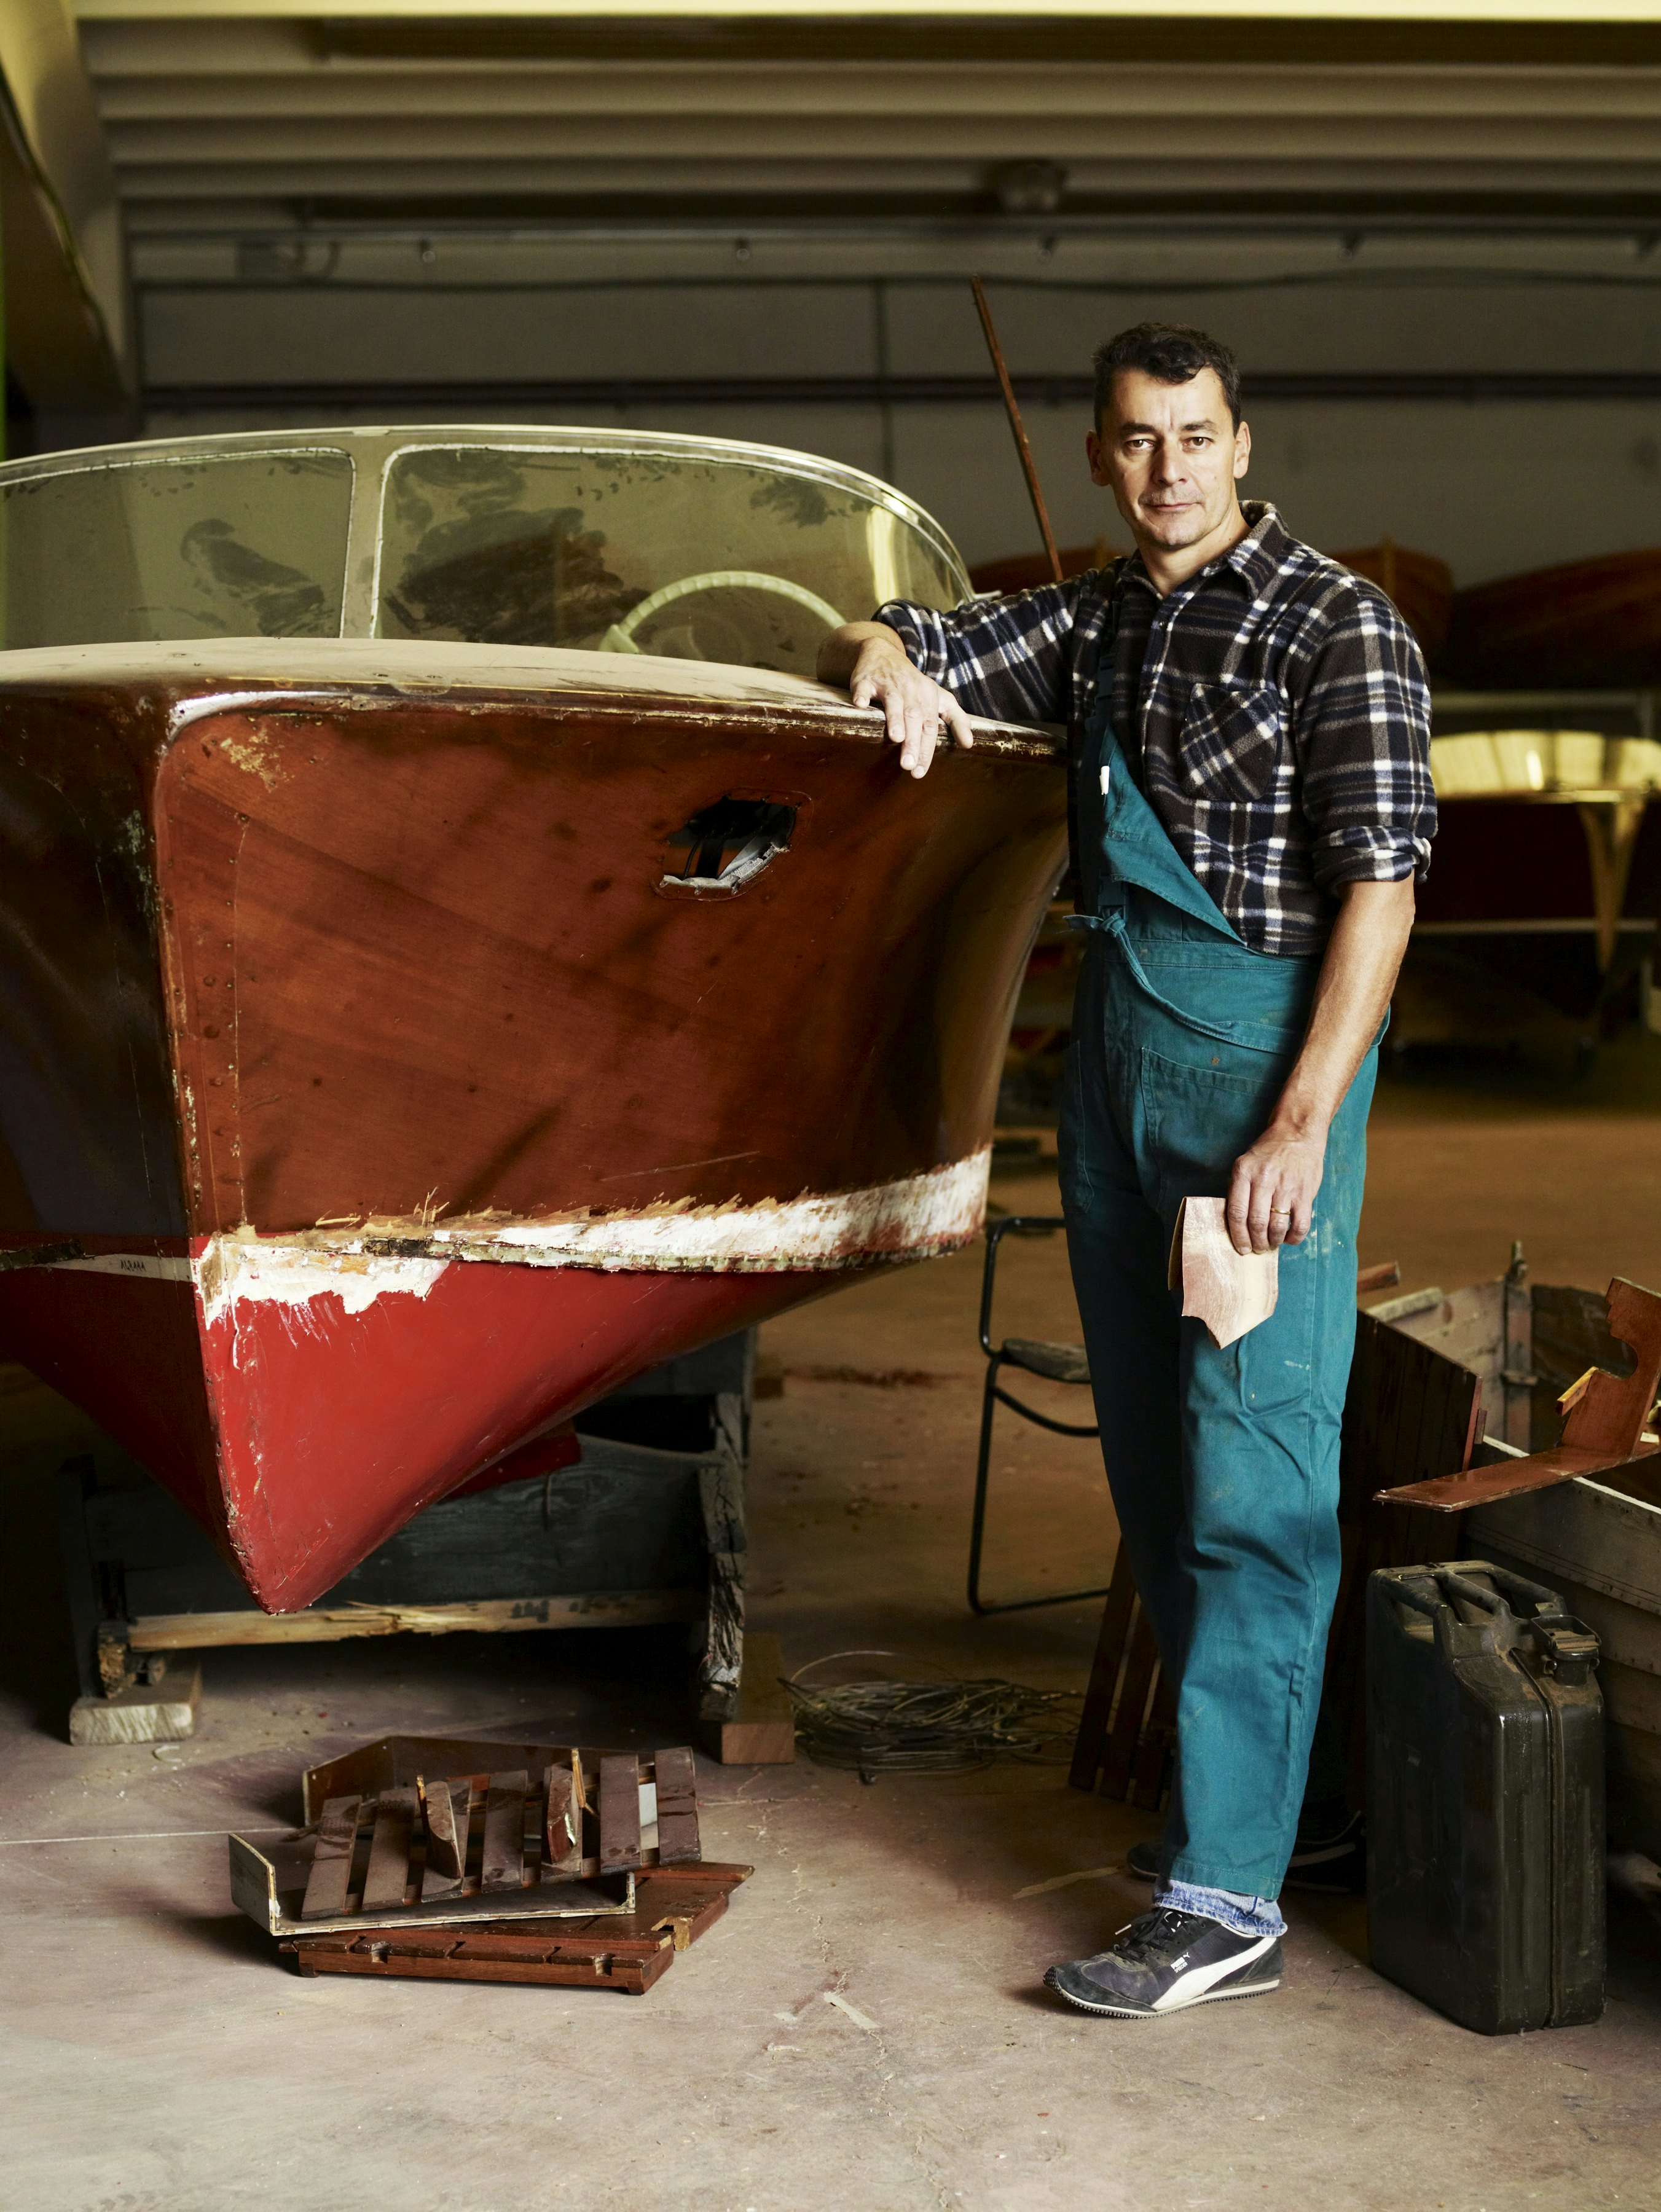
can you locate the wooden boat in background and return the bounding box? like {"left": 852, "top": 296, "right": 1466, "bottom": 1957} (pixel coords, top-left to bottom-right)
{"left": 968, "top": 539, "right": 1119, "bottom": 595}
{"left": 1405, "top": 706, "right": 1661, "bottom": 1033}
{"left": 969, "top": 533, "right": 1453, "bottom": 663}
{"left": 1447, "top": 549, "right": 1661, "bottom": 689}
{"left": 1331, "top": 539, "right": 1455, "bottom": 664}
{"left": 0, "top": 426, "right": 1067, "bottom": 1612}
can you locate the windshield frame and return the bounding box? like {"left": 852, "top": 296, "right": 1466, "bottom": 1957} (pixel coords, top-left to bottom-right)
{"left": 0, "top": 425, "right": 970, "bottom": 653}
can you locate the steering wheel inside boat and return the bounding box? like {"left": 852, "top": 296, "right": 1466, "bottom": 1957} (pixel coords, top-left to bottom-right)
{"left": 598, "top": 569, "right": 845, "bottom": 654}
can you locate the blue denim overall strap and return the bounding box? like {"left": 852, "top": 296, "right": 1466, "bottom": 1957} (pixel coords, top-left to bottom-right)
{"left": 1058, "top": 659, "right": 1372, "bottom": 1932}
{"left": 1067, "top": 661, "right": 1312, "bottom": 1054}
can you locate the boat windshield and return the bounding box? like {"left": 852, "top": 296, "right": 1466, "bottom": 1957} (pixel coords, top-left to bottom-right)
{"left": 0, "top": 431, "right": 965, "bottom": 676}
{"left": 375, "top": 444, "right": 960, "bottom": 677}
{"left": 0, "top": 449, "right": 355, "bottom": 649}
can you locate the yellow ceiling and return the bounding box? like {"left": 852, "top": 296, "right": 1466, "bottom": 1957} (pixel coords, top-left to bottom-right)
{"left": 63, "top": 2, "right": 1661, "bottom": 22}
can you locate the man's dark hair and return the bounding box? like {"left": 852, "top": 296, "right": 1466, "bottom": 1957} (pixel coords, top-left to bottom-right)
{"left": 1093, "top": 323, "right": 1243, "bottom": 429}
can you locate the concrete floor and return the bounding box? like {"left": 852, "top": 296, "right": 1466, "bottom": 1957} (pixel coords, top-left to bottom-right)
{"left": 5, "top": 1041, "right": 1661, "bottom": 2211}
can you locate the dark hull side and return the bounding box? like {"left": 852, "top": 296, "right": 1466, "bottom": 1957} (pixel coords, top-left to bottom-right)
{"left": 0, "top": 646, "right": 1067, "bottom": 1608}
{"left": 1446, "top": 549, "right": 1661, "bottom": 689}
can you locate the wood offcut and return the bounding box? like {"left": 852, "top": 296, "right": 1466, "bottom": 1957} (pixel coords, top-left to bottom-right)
{"left": 232, "top": 1741, "right": 704, "bottom": 1940}
{"left": 1378, "top": 1276, "right": 1661, "bottom": 1512}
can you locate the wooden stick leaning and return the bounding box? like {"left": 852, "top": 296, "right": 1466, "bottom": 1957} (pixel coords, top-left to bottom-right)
{"left": 970, "top": 275, "right": 1064, "bottom": 587}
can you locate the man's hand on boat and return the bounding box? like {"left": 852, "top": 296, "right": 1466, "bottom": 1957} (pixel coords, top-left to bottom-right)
{"left": 818, "top": 622, "right": 976, "bottom": 779}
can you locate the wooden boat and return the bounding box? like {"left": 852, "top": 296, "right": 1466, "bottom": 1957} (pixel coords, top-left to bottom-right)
{"left": 968, "top": 540, "right": 1118, "bottom": 595}
{"left": 1330, "top": 539, "right": 1454, "bottom": 664}
{"left": 968, "top": 535, "right": 1452, "bottom": 664}
{"left": 0, "top": 426, "right": 1067, "bottom": 1612}
{"left": 1447, "top": 549, "right": 1661, "bottom": 689}
{"left": 1406, "top": 705, "right": 1661, "bottom": 1031}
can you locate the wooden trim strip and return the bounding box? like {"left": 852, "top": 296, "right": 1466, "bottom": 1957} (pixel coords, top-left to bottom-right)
{"left": 128, "top": 1590, "right": 704, "bottom": 1649}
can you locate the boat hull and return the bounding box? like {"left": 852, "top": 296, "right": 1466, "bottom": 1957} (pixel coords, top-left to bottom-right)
{"left": 0, "top": 641, "right": 1067, "bottom": 1607}
{"left": 1446, "top": 549, "right": 1661, "bottom": 689}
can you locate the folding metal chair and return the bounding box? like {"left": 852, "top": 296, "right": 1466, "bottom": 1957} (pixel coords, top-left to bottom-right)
{"left": 968, "top": 1214, "right": 1107, "bottom": 1615}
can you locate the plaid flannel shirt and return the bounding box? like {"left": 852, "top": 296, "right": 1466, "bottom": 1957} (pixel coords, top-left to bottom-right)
{"left": 876, "top": 502, "right": 1435, "bottom": 956}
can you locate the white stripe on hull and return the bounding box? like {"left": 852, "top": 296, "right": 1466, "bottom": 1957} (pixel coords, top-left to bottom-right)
{"left": 26, "top": 1149, "right": 991, "bottom": 1322}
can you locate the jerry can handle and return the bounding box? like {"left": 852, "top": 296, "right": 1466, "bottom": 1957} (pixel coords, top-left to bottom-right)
{"left": 1382, "top": 1574, "right": 1448, "bottom": 1620}
{"left": 1462, "top": 1561, "right": 1566, "bottom": 1618}
{"left": 1436, "top": 1571, "right": 1516, "bottom": 1618}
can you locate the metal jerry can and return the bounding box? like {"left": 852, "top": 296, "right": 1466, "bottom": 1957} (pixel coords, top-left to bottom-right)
{"left": 1367, "top": 1561, "right": 1604, "bottom": 2035}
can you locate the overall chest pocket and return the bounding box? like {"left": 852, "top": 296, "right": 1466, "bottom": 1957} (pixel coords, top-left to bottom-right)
{"left": 1178, "top": 681, "right": 1286, "bottom": 802}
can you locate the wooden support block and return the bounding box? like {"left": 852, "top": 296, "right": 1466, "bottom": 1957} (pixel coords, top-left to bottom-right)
{"left": 301, "top": 1795, "right": 363, "bottom": 1921}
{"left": 598, "top": 1756, "right": 642, "bottom": 1873}
{"left": 481, "top": 1771, "right": 528, "bottom": 1894}
{"left": 68, "top": 1663, "right": 201, "bottom": 1746}
{"left": 652, "top": 1746, "right": 701, "bottom": 1864}
{"left": 361, "top": 1786, "right": 417, "bottom": 1911}
{"left": 543, "top": 1758, "right": 583, "bottom": 1878}
{"left": 418, "top": 1776, "right": 468, "bottom": 1900}
{"left": 699, "top": 1631, "right": 795, "bottom": 1765}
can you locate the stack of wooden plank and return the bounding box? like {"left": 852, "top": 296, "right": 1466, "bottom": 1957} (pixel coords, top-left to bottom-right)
{"left": 230, "top": 1736, "right": 751, "bottom": 1990}
{"left": 285, "top": 1864, "right": 752, "bottom": 1993}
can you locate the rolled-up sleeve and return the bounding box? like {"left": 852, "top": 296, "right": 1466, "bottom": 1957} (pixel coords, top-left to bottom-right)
{"left": 874, "top": 580, "right": 1087, "bottom": 726}
{"left": 1291, "top": 581, "right": 1436, "bottom": 892}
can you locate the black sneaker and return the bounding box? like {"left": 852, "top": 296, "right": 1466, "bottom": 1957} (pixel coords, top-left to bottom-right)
{"left": 1044, "top": 1908, "right": 1282, "bottom": 2018}
{"left": 1126, "top": 1818, "right": 1365, "bottom": 1897}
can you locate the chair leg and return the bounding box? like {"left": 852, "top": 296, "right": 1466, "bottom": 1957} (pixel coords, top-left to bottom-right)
{"left": 967, "top": 1358, "right": 1002, "bottom": 1617}
{"left": 968, "top": 1359, "right": 1113, "bottom": 1618}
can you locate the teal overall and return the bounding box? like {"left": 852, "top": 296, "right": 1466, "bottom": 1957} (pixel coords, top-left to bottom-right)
{"left": 1059, "top": 675, "right": 1375, "bottom": 1907}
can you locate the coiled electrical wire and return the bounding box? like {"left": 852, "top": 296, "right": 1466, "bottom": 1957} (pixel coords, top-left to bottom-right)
{"left": 784, "top": 1657, "right": 1083, "bottom": 1781}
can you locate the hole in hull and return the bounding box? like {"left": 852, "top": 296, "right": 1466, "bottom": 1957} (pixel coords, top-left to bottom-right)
{"left": 662, "top": 796, "right": 797, "bottom": 893}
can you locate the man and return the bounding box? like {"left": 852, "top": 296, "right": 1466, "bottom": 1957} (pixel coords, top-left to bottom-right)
{"left": 817, "top": 323, "right": 1434, "bottom": 2018}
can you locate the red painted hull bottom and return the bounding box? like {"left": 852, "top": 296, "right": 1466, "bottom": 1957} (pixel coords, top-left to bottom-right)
{"left": 0, "top": 1257, "right": 838, "bottom": 1612}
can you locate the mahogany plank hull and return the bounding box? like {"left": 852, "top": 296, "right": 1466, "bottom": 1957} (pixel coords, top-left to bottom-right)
{"left": 0, "top": 640, "right": 1067, "bottom": 1609}
{"left": 1330, "top": 543, "right": 1454, "bottom": 664}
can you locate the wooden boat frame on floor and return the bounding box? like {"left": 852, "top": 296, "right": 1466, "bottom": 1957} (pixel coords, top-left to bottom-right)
{"left": 1397, "top": 687, "right": 1661, "bottom": 1051}
{"left": 0, "top": 425, "right": 1068, "bottom": 1615}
